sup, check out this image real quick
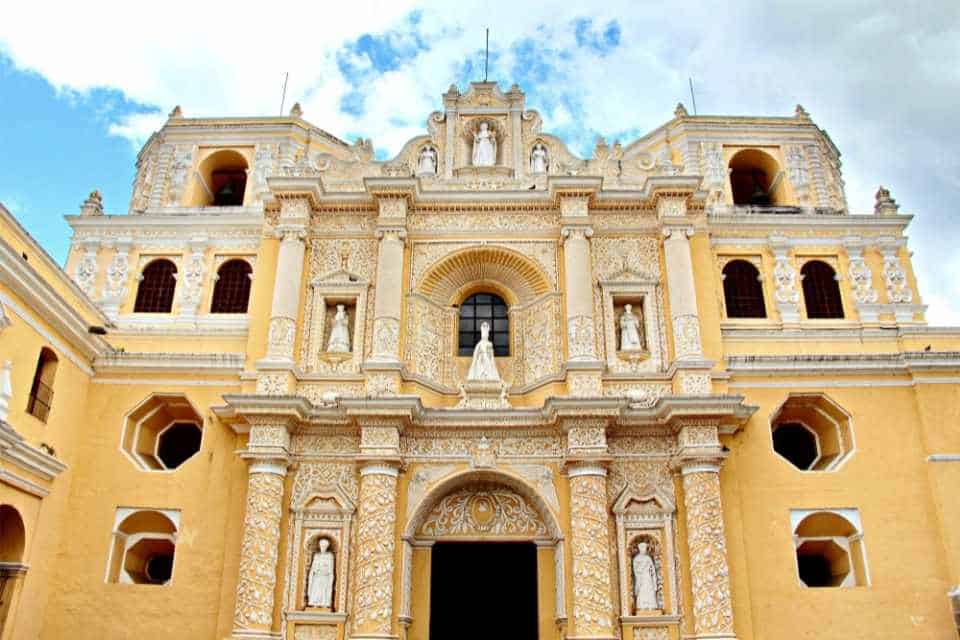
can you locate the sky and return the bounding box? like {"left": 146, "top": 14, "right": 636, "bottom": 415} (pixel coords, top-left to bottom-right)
{"left": 0, "top": 2, "right": 958, "bottom": 323}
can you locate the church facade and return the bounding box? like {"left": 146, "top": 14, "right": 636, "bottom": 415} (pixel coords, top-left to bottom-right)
{"left": 0, "top": 82, "right": 958, "bottom": 639}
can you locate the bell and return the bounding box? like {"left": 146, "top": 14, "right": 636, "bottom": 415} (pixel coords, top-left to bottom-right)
{"left": 218, "top": 182, "right": 234, "bottom": 199}
{"left": 749, "top": 173, "right": 770, "bottom": 205}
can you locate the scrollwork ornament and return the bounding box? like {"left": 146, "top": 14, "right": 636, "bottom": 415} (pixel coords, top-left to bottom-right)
{"left": 351, "top": 471, "right": 398, "bottom": 635}
{"left": 568, "top": 315, "right": 597, "bottom": 360}
{"left": 672, "top": 314, "right": 702, "bottom": 359}
{"left": 267, "top": 316, "right": 297, "bottom": 359}
{"left": 847, "top": 256, "right": 878, "bottom": 304}
{"left": 883, "top": 253, "right": 913, "bottom": 303}
{"left": 234, "top": 471, "right": 285, "bottom": 630}
{"left": 569, "top": 471, "right": 616, "bottom": 636}
{"left": 773, "top": 257, "right": 800, "bottom": 305}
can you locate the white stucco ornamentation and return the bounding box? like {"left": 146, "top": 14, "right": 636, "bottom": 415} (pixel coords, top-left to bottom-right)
{"left": 847, "top": 254, "right": 878, "bottom": 304}
{"left": 351, "top": 467, "right": 398, "bottom": 636}
{"left": 417, "top": 484, "right": 547, "bottom": 537}
{"left": 234, "top": 469, "right": 286, "bottom": 631}
{"left": 568, "top": 466, "right": 616, "bottom": 638}
{"left": 882, "top": 249, "right": 913, "bottom": 304}
{"left": 772, "top": 251, "right": 801, "bottom": 322}
{"left": 74, "top": 240, "right": 100, "bottom": 298}
{"left": 306, "top": 539, "right": 335, "bottom": 608}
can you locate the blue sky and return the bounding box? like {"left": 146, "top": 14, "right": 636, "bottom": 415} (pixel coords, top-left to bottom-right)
{"left": 1, "top": 2, "right": 959, "bottom": 322}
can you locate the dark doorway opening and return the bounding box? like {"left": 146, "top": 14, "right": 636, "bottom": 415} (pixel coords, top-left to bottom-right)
{"left": 429, "top": 542, "right": 538, "bottom": 640}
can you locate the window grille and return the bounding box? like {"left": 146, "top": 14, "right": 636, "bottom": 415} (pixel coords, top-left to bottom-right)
{"left": 801, "top": 260, "right": 844, "bottom": 319}
{"left": 210, "top": 259, "right": 252, "bottom": 313}
{"left": 458, "top": 293, "right": 509, "bottom": 357}
{"left": 722, "top": 260, "right": 766, "bottom": 318}
{"left": 134, "top": 260, "right": 178, "bottom": 313}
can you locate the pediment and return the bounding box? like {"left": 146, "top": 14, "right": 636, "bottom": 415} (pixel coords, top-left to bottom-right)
{"left": 613, "top": 485, "right": 675, "bottom": 515}
{"left": 311, "top": 269, "right": 368, "bottom": 287}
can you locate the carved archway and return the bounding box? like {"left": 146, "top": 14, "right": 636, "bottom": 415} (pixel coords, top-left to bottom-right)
{"left": 400, "top": 469, "right": 566, "bottom": 632}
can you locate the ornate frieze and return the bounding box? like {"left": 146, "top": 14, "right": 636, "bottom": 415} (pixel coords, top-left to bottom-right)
{"left": 410, "top": 240, "right": 559, "bottom": 291}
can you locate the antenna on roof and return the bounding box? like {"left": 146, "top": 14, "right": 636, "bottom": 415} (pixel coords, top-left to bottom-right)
{"left": 688, "top": 78, "right": 698, "bottom": 115}
{"left": 484, "top": 28, "right": 490, "bottom": 82}
{"left": 279, "top": 72, "right": 290, "bottom": 115}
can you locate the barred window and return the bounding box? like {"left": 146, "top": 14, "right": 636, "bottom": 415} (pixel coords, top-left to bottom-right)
{"left": 458, "top": 293, "right": 509, "bottom": 357}
{"left": 210, "top": 259, "right": 252, "bottom": 313}
{"left": 134, "top": 259, "right": 178, "bottom": 313}
{"left": 27, "top": 347, "right": 57, "bottom": 422}
{"left": 722, "top": 260, "right": 766, "bottom": 318}
{"left": 801, "top": 260, "right": 844, "bottom": 319}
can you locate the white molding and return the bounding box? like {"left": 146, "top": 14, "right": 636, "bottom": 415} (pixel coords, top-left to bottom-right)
{"left": 94, "top": 351, "right": 244, "bottom": 376}
{"left": 567, "top": 463, "right": 607, "bottom": 478}
{"left": 359, "top": 463, "right": 399, "bottom": 478}
{"left": 0, "top": 421, "right": 66, "bottom": 483}
{"left": 928, "top": 454, "right": 960, "bottom": 462}
{"left": 91, "top": 377, "right": 241, "bottom": 387}
{"left": 249, "top": 461, "right": 288, "bottom": 477}
{"left": 0, "top": 468, "right": 49, "bottom": 498}
{"left": 727, "top": 352, "right": 960, "bottom": 377}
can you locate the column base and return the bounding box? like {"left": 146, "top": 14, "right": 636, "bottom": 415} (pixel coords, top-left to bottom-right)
{"left": 349, "top": 635, "right": 399, "bottom": 640}
{"left": 564, "top": 635, "right": 617, "bottom": 640}
{"left": 687, "top": 635, "right": 737, "bottom": 640}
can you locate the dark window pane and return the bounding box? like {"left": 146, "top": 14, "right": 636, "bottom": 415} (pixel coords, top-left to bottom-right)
{"left": 475, "top": 294, "right": 491, "bottom": 304}
{"left": 493, "top": 333, "right": 509, "bottom": 346}
{"left": 461, "top": 305, "right": 474, "bottom": 317}
{"left": 493, "top": 319, "right": 508, "bottom": 332}
{"left": 459, "top": 292, "right": 510, "bottom": 356}
{"left": 134, "top": 259, "right": 178, "bottom": 313}
{"left": 494, "top": 305, "right": 508, "bottom": 318}
{"left": 460, "top": 318, "right": 475, "bottom": 333}
{"left": 476, "top": 306, "right": 493, "bottom": 318}
{"left": 211, "top": 259, "right": 253, "bottom": 313}
{"left": 801, "top": 260, "right": 844, "bottom": 319}
{"left": 722, "top": 260, "right": 766, "bottom": 318}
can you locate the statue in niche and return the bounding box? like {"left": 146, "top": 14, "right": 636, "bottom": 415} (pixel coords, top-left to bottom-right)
{"left": 633, "top": 542, "right": 659, "bottom": 611}
{"left": 619, "top": 304, "right": 645, "bottom": 351}
{"left": 307, "top": 538, "right": 335, "bottom": 608}
{"left": 472, "top": 121, "right": 497, "bottom": 167}
{"left": 416, "top": 145, "right": 438, "bottom": 176}
{"left": 466, "top": 321, "right": 500, "bottom": 382}
{"left": 326, "top": 305, "right": 351, "bottom": 353}
{"left": 530, "top": 143, "right": 548, "bottom": 174}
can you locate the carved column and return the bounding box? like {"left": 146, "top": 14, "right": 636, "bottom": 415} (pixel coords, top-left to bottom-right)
{"left": 232, "top": 419, "right": 292, "bottom": 639}
{"left": 351, "top": 420, "right": 402, "bottom": 640}
{"left": 659, "top": 198, "right": 703, "bottom": 362}
{"left": 564, "top": 418, "right": 616, "bottom": 640}
{"left": 265, "top": 198, "right": 309, "bottom": 365}
{"left": 677, "top": 424, "right": 736, "bottom": 640}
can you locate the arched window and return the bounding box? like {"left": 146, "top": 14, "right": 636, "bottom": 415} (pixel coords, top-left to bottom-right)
{"left": 792, "top": 510, "right": 868, "bottom": 588}
{"left": 801, "top": 260, "right": 843, "bottom": 319}
{"left": 458, "top": 293, "right": 509, "bottom": 357}
{"left": 722, "top": 260, "right": 766, "bottom": 318}
{"left": 107, "top": 508, "right": 179, "bottom": 585}
{"left": 210, "top": 259, "right": 252, "bottom": 313}
{"left": 134, "top": 259, "right": 178, "bottom": 313}
{"left": 27, "top": 348, "right": 57, "bottom": 422}
{"left": 191, "top": 149, "right": 248, "bottom": 207}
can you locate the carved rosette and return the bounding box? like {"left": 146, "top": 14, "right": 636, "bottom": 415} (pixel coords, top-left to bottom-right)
{"left": 568, "top": 464, "right": 616, "bottom": 638}
{"left": 681, "top": 468, "right": 735, "bottom": 637}
{"left": 351, "top": 465, "right": 399, "bottom": 636}
{"left": 234, "top": 467, "right": 287, "bottom": 631}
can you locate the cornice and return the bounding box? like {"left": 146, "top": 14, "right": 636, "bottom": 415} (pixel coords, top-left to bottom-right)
{"left": 66, "top": 210, "right": 265, "bottom": 232}
{"left": 0, "top": 238, "right": 110, "bottom": 365}
{"left": 0, "top": 421, "right": 67, "bottom": 484}
{"left": 707, "top": 212, "right": 912, "bottom": 233}
{"left": 726, "top": 351, "right": 960, "bottom": 377}
{"left": 93, "top": 351, "right": 245, "bottom": 376}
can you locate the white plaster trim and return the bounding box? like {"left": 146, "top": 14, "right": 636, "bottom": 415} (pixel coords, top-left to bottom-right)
{"left": 359, "top": 463, "right": 399, "bottom": 478}
{"left": 94, "top": 351, "right": 244, "bottom": 375}
{"left": 91, "top": 377, "right": 241, "bottom": 387}
{"left": 0, "top": 468, "right": 49, "bottom": 498}
{"left": 249, "top": 461, "right": 288, "bottom": 477}
{"left": 727, "top": 352, "right": 960, "bottom": 377}
{"left": 790, "top": 507, "right": 862, "bottom": 532}
{"left": 928, "top": 454, "right": 960, "bottom": 462}
{"left": 0, "top": 291, "right": 95, "bottom": 375}
{"left": 679, "top": 462, "right": 721, "bottom": 475}
{"left": 0, "top": 421, "right": 67, "bottom": 481}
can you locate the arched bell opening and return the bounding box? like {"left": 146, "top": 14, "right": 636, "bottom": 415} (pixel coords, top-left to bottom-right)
{"left": 729, "top": 148, "right": 787, "bottom": 207}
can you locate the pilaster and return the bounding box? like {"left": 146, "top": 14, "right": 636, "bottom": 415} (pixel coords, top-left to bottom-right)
{"left": 101, "top": 237, "right": 133, "bottom": 320}
{"left": 676, "top": 423, "right": 736, "bottom": 640}
{"left": 769, "top": 234, "right": 801, "bottom": 326}
{"left": 563, "top": 418, "right": 616, "bottom": 640}
{"left": 232, "top": 418, "right": 293, "bottom": 640}
{"left": 178, "top": 234, "right": 209, "bottom": 319}
{"left": 842, "top": 236, "right": 880, "bottom": 324}
{"left": 351, "top": 418, "right": 403, "bottom": 640}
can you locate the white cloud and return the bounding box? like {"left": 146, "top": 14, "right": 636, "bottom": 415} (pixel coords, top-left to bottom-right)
{"left": 2, "top": 1, "right": 960, "bottom": 324}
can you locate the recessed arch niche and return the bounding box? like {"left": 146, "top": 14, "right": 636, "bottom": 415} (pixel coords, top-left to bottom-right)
{"left": 405, "top": 245, "right": 561, "bottom": 390}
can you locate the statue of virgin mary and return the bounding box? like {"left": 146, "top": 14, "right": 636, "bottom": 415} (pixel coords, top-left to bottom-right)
{"left": 466, "top": 321, "right": 500, "bottom": 381}
{"left": 472, "top": 121, "right": 496, "bottom": 167}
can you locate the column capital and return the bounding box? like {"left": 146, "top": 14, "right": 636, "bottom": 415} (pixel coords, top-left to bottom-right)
{"left": 242, "top": 417, "right": 294, "bottom": 463}
{"left": 375, "top": 226, "right": 408, "bottom": 243}
{"left": 560, "top": 224, "right": 594, "bottom": 244}
{"left": 662, "top": 223, "right": 694, "bottom": 239}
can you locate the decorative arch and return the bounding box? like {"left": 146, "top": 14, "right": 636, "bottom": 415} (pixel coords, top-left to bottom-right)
{"left": 404, "top": 468, "right": 562, "bottom": 541}
{"left": 417, "top": 245, "right": 553, "bottom": 307}
{"left": 728, "top": 148, "right": 786, "bottom": 206}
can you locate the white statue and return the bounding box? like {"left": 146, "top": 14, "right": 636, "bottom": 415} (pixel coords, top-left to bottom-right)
{"left": 619, "top": 304, "right": 644, "bottom": 351}
{"left": 472, "top": 122, "right": 496, "bottom": 167}
{"left": 633, "top": 542, "right": 658, "bottom": 611}
{"left": 307, "top": 538, "right": 335, "bottom": 608}
{"left": 530, "top": 143, "right": 548, "bottom": 174}
{"left": 466, "top": 321, "right": 500, "bottom": 381}
{"left": 326, "top": 304, "right": 351, "bottom": 353}
{"left": 417, "top": 145, "right": 437, "bottom": 175}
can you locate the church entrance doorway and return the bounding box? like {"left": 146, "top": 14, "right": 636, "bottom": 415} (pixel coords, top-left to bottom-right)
{"left": 428, "top": 542, "right": 539, "bottom": 640}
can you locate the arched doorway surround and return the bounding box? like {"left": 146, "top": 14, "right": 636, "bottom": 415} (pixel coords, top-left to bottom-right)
{"left": 0, "top": 505, "right": 28, "bottom": 638}
{"left": 400, "top": 469, "right": 566, "bottom": 639}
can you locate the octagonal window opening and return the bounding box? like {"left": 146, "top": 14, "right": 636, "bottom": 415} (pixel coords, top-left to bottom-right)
{"left": 792, "top": 509, "right": 869, "bottom": 588}
{"left": 121, "top": 394, "right": 203, "bottom": 472}
{"left": 106, "top": 508, "right": 180, "bottom": 585}
{"left": 156, "top": 422, "right": 203, "bottom": 470}
{"left": 770, "top": 394, "right": 854, "bottom": 472}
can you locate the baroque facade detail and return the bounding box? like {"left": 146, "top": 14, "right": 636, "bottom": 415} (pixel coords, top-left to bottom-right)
{"left": 351, "top": 468, "right": 398, "bottom": 636}
{"left": 234, "top": 470, "right": 286, "bottom": 631}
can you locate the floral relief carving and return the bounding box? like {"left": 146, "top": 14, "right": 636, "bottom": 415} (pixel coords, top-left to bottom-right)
{"left": 517, "top": 295, "right": 561, "bottom": 385}
{"left": 592, "top": 237, "right": 661, "bottom": 281}
{"left": 672, "top": 314, "right": 702, "bottom": 359}
{"left": 75, "top": 247, "right": 99, "bottom": 297}
{"left": 883, "top": 252, "right": 913, "bottom": 303}
{"left": 682, "top": 471, "right": 735, "bottom": 636}
{"left": 267, "top": 316, "right": 297, "bottom": 359}
{"left": 569, "top": 473, "right": 616, "bottom": 636}
{"left": 291, "top": 434, "right": 361, "bottom": 456}
{"left": 679, "top": 372, "right": 711, "bottom": 396}
{"left": 404, "top": 295, "right": 453, "bottom": 386}
{"left": 248, "top": 424, "right": 289, "bottom": 450}
{"left": 352, "top": 471, "right": 398, "bottom": 635}
{"left": 294, "top": 625, "right": 337, "bottom": 640}
{"left": 165, "top": 146, "right": 193, "bottom": 206}
{"left": 366, "top": 373, "right": 398, "bottom": 397}
{"left": 372, "top": 317, "right": 401, "bottom": 359}
{"left": 256, "top": 373, "right": 288, "bottom": 396}
{"left": 104, "top": 248, "right": 131, "bottom": 302}
{"left": 773, "top": 256, "right": 800, "bottom": 305}
{"left": 634, "top": 627, "right": 669, "bottom": 640}
{"left": 411, "top": 241, "right": 558, "bottom": 290}
{"left": 568, "top": 374, "right": 602, "bottom": 398}
{"left": 407, "top": 212, "right": 557, "bottom": 232}
{"left": 417, "top": 483, "right": 548, "bottom": 537}
{"left": 567, "top": 315, "right": 597, "bottom": 360}
{"left": 603, "top": 383, "right": 669, "bottom": 407}
{"left": 291, "top": 462, "right": 358, "bottom": 509}
{"left": 179, "top": 250, "right": 206, "bottom": 311}
{"left": 234, "top": 471, "right": 285, "bottom": 630}
{"left": 847, "top": 255, "right": 878, "bottom": 304}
